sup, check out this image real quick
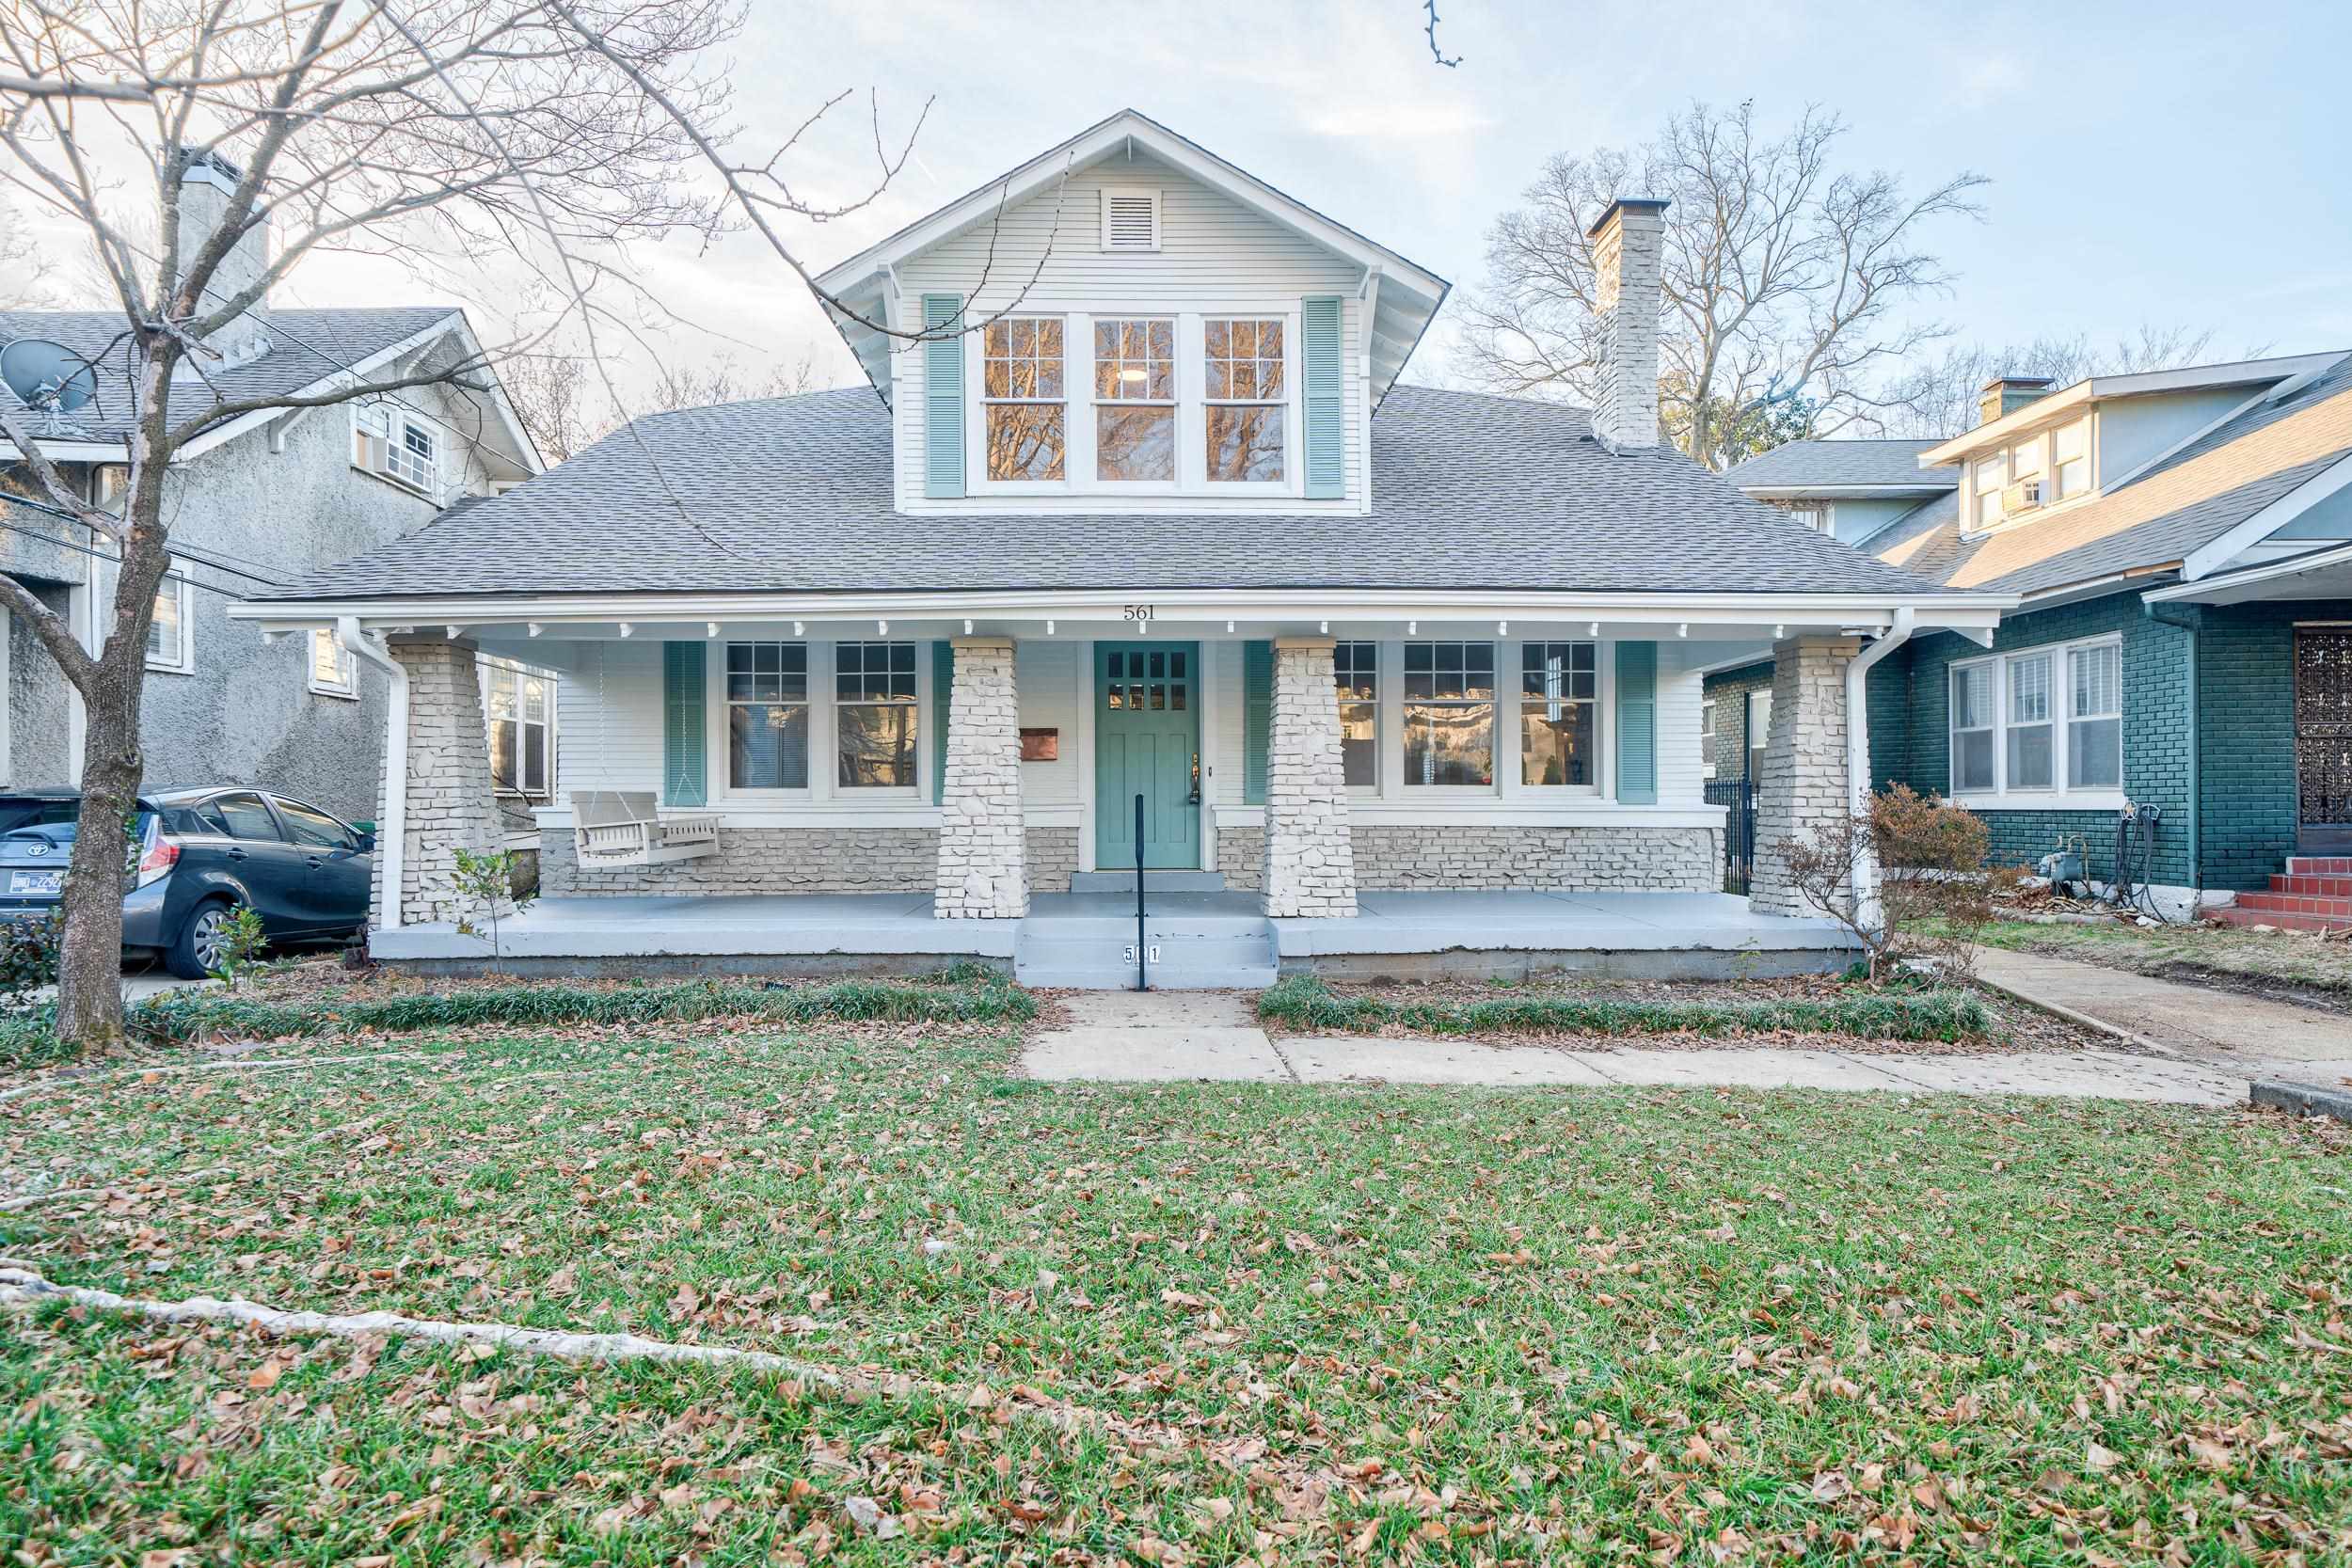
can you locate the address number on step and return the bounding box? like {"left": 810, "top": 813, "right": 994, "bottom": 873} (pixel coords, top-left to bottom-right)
{"left": 1122, "top": 945, "right": 1162, "bottom": 963}
{"left": 1123, "top": 605, "right": 1154, "bottom": 621}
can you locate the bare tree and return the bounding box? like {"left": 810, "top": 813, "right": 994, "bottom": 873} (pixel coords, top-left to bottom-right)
{"left": 0, "top": 0, "right": 917, "bottom": 1047}
{"left": 1872, "top": 325, "right": 2233, "bottom": 438}
{"left": 645, "top": 350, "right": 826, "bottom": 414}
{"left": 499, "top": 352, "right": 595, "bottom": 464}
{"left": 1454, "top": 101, "right": 1987, "bottom": 469}
{"left": 507, "top": 347, "right": 831, "bottom": 462}
{"left": 0, "top": 193, "right": 54, "bottom": 307}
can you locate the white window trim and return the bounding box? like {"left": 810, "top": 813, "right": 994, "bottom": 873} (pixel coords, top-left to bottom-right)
{"left": 1088, "top": 314, "right": 1180, "bottom": 492}
{"left": 1962, "top": 412, "right": 2099, "bottom": 534}
{"left": 964, "top": 303, "right": 1304, "bottom": 500}
{"left": 101, "top": 562, "right": 194, "bottom": 675}
{"left": 707, "top": 639, "right": 930, "bottom": 806}
{"left": 351, "top": 398, "right": 445, "bottom": 499}
{"left": 1332, "top": 640, "right": 1380, "bottom": 798}
{"left": 1947, "top": 632, "right": 2124, "bottom": 810}
{"left": 1512, "top": 640, "right": 1605, "bottom": 797}
{"left": 481, "top": 657, "right": 557, "bottom": 796}
{"left": 1700, "top": 698, "right": 1718, "bottom": 780}
{"left": 309, "top": 626, "right": 358, "bottom": 700}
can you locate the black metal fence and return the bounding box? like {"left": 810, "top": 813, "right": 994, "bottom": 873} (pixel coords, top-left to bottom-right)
{"left": 1705, "top": 778, "right": 1756, "bottom": 895}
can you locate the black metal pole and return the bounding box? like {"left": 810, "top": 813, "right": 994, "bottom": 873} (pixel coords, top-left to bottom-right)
{"left": 1135, "top": 792, "right": 1147, "bottom": 992}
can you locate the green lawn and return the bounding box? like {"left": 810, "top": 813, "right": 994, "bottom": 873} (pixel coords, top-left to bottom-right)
{"left": 1971, "top": 916, "right": 2352, "bottom": 996}
{"left": 5, "top": 1018, "right": 2349, "bottom": 1564}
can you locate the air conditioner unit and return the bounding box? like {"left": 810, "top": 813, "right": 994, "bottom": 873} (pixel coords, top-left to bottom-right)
{"left": 2003, "top": 477, "right": 2044, "bottom": 514}
{"left": 354, "top": 430, "right": 388, "bottom": 473}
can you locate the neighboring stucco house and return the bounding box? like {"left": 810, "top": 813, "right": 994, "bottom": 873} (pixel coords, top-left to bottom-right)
{"left": 231, "top": 111, "right": 2007, "bottom": 981}
{"left": 1708, "top": 353, "right": 2352, "bottom": 927}
{"left": 1, "top": 158, "right": 543, "bottom": 823}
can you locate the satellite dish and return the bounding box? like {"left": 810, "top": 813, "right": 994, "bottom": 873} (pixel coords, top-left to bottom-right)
{"left": 0, "top": 339, "right": 97, "bottom": 413}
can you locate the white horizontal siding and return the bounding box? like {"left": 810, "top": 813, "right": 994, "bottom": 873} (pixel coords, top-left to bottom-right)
{"left": 1210, "top": 641, "right": 1248, "bottom": 805}
{"left": 553, "top": 641, "right": 663, "bottom": 797}
{"left": 893, "top": 151, "right": 1366, "bottom": 515}
{"left": 1655, "top": 645, "right": 1708, "bottom": 808}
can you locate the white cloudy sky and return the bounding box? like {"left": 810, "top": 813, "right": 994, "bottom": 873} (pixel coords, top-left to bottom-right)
{"left": 28, "top": 0, "right": 2352, "bottom": 400}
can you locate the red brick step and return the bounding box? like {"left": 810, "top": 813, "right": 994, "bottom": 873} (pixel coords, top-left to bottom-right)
{"left": 2212, "top": 906, "right": 2352, "bottom": 933}
{"left": 2286, "top": 856, "right": 2352, "bottom": 876}
{"left": 2271, "top": 873, "right": 2352, "bottom": 896}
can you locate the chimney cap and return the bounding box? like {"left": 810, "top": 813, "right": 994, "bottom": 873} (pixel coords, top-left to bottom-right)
{"left": 1586, "top": 196, "right": 1670, "bottom": 240}
{"left": 180, "top": 148, "right": 246, "bottom": 192}
{"left": 1979, "top": 374, "right": 2054, "bottom": 393}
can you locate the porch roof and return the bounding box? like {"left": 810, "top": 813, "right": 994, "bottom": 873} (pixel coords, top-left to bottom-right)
{"left": 246, "top": 385, "right": 1989, "bottom": 609}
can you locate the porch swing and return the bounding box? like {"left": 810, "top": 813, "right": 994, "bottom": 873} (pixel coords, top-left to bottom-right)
{"left": 566, "top": 642, "right": 721, "bottom": 869}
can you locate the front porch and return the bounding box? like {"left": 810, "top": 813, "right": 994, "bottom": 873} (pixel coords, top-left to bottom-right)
{"left": 370, "top": 885, "right": 1858, "bottom": 983}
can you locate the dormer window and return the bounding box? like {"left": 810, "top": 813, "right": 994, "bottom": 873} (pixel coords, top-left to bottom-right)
{"left": 981, "top": 318, "right": 1066, "bottom": 481}
{"left": 1204, "top": 318, "right": 1285, "bottom": 483}
{"left": 1972, "top": 452, "right": 2005, "bottom": 530}
{"left": 2050, "top": 417, "right": 2090, "bottom": 499}
{"left": 1093, "top": 318, "right": 1175, "bottom": 482}
{"left": 1100, "top": 187, "right": 1161, "bottom": 252}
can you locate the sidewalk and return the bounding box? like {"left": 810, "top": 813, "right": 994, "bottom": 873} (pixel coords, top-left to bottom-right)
{"left": 1022, "top": 991, "right": 2254, "bottom": 1105}
{"left": 1969, "top": 943, "right": 2352, "bottom": 1072}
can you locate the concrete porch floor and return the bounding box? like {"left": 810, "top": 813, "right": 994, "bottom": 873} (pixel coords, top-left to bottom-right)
{"left": 372, "top": 887, "right": 1857, "bottom": 981}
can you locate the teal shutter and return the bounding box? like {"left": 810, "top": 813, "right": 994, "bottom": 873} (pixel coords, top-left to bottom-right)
{"left": 663, "top": 641, "right": 707, "bottom": 807}
{"left": 1301, "top": 295, "right": 1344, "bottom": 500}
{"left": 1615, "top": 641, "right": 1657, "bottom": 805}
{"left": 922, "top": 293, "right": 965, "bottom": 499}
{"left": 931, "top": 640, "right": 954, "bottom": 805}
{"left": 1243, "top": 641, "right": 1274, "bottom": 805}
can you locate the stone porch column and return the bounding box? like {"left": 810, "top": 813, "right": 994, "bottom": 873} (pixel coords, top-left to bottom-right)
{"left": 934, "top": 636, "right": 1026, "bottom": 919}
{"left": 384, "top": 639, "right": 513, "bottom": 927}
{"left": 1261, "top": 637, "right": 1359, "bottom": 918}
{"left": 1750, "top": 635, "right": 1861, "bottom": 919}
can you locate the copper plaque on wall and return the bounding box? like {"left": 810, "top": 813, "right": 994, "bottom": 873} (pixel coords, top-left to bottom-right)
{"left": 1020, "top": 728, "right": 1058, "bottom": 761}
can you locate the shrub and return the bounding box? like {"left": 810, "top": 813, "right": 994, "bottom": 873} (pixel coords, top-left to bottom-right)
{"left": 1258, "top": 974, "right": 1993, "bottom": 1043}
{"left": 1776, "top": 784, "right": 1993, "bottom": 982}
{"left": 0, "top": 909, "right": 64, "bottom": 1006}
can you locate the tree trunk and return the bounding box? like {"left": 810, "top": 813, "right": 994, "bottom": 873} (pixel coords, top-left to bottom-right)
{"left": 54, "top": 643, "right": 146, "bottom": 1047}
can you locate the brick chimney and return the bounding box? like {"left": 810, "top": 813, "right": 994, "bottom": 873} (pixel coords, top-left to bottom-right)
{"left": 1586, "top": 197, "right": 1668, "bottom": 451}
{"left": 1978, "top": 375, "right": 2053, "bottom": 427}
{"left": 174, "top": 151, "right": 272, "bottom": 356}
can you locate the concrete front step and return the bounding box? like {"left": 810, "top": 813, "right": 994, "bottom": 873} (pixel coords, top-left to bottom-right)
{"left": 1014, "top": 911, "right": 1278, "bottom": 990}
{"left": 1066, "top": 870, "right": 1231, "bottom": 895}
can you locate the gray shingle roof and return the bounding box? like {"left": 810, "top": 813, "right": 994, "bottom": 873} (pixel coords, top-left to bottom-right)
{"left": 1869, "top": 355, "right": 2352, "bottom": 597}
{"left": 0, "top": 307, "right": 457, "bottom": 443}
{"left": 1724, "top": 439, "right": 1955, "bottom": 491}
{"left": 256, "top": 385, "right": 1976, "bottom": 603}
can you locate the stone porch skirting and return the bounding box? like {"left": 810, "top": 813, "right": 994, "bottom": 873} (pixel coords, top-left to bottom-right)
{"left": 540, "top": 825, "right": 1080, "bottom": 897}
{"left": 1219, "top": 824, "right": 1720, "bottom": 894}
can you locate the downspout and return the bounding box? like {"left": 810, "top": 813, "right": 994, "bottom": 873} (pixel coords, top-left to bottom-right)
{"left": 2145, "top": 599, "right": 2201, "bottom": 904}
{"left": 339, "top": 616, "right": 407, "bottom": 934}
{"left": 1846, "top": 607, "right": 1916, "bottom": 927}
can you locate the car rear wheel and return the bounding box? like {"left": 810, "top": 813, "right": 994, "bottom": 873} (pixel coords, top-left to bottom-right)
{"left": 166, "top": 898, "right": 240, "bottom": 980}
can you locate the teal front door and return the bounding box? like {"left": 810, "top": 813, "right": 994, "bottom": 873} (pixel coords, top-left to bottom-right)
{"left": 1094, "top": 642, "right": 1201, "bottom": 870}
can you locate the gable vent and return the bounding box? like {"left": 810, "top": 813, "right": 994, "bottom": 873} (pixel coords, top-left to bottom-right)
{"left": 1100, "top": 187, "right": 1161, "bottom": 252}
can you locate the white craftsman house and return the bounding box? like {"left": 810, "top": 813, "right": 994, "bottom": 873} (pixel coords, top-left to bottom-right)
{"left": 232, "top": 111, "right": 2009, "bottom": 982}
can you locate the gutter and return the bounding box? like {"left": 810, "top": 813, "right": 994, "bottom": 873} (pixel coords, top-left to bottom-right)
{"left": 1846, "top": 607, "right": 1915, "bottom": 927}
{"left": 2144, "top": 598, "right": 2201, "bottom": 899}
{"left": 338, "top": 616, "right": 407, "bottom": 933}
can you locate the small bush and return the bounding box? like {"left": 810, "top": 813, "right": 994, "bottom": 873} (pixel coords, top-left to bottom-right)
{"left": 0, "top": 910, "right": 64, "bottom": 1006}
{"left": 1258, "top": 974, "right": 1993, "bottom": 1043}
{"left": 127, "top": 973, "right": 1034, "bottom": 1045}
{"left": 1776, "top": 784, "right": 1994, "bottom": 982}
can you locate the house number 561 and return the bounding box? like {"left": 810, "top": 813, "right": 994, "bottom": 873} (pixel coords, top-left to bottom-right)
{"left": 1123, "top": 605, "right": 1154, "bottom": 622}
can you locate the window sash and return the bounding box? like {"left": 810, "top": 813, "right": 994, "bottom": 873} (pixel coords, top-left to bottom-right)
{"left": 1333, "top": 641, "right": 1377, "bottom": 789}
{"left": 1951, "top": 639, "right": 2122, "bottom": 800}
{"left": 982, "top": 317, "right": 1067, "bottom": 483}
{"left": 310, "top": 628, "right": 355, "bottom": 694}
{"left": 725, "top": 641, "right": 810, "bottom": 791}
{"left": 145, "top": 575, "right": 187, "bottom": 668}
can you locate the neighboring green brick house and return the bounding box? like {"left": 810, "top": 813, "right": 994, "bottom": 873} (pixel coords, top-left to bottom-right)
{"left": 1708, "top": 353, "right": 2352, "bottom": 926}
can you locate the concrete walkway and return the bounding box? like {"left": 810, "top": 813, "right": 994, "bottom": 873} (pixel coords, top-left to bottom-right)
{"left": 1971, "top": 944, "right": 2352, "bottom": 1073}
{"left": 1023, "top": 992, "right": 2250, "bottom": 1105}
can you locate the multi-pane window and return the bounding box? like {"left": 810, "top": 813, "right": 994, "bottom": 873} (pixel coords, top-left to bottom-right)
{"left": 1203, "top": 318, "right": 1284, "bottom": 483}
{"left": 2051, "top": 417, "right": 2090, "bottom": 499}
{"left": 1949, "top": 662, "right": 1996, "bottom": 794}
{"left": 1093, "top": 318, "right": 1175, "bottom": 482}
{"left": 1403, "top": 641, "right": 1494, "bottom": 786}
{"left": 1105, "top": 647, "right": 1187, "bottom": 711}
{"left": 726, "top": 641, "right": 809, "bottom": 789}
{"left": 1333, "top": 641, "right": 1376, "bottom": 788}
{"left": 1519, "top": 641, "right": 1597, "bottom": 787}
{"left": 1950, "top": 638, "right": 2123, "bottom": 800}
{"left": 485, "top": 663, "right": 551, "bottom": 796}
{"left": 2005, "top": 652, "right": 2053, "bottom": 790}
{"left": 1972, "top": 453, "right": 2006, "bottom": 529}
{"left": 981, "top": 318, "right": 1065, "bottom": 481}
{"left": 354, "top": 402, "right": 439, "bottom": 495}
{"left": 2069, "top": 642, "right": 2122, "bottom": 789}
{"left": 835, "top": 641, "right": 918, "bottom": 789}
{"left": 310, "top": 627, "right": 356, "bottom": 698}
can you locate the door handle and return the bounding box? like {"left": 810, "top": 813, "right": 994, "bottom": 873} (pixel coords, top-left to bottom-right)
{"left": 1187, "top": 752, "right": 1201, "bottom": 806}
{"left": 305, "top": 855, "right": 324, "bottom": 869}
{"left": 225, "top": 847, "right": 248, "bottom": 862}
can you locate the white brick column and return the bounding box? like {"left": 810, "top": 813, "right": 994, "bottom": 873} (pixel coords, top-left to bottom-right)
{"left": 934, "top": 636, "right": 1026, "bottom": 919}
{"left": 1751, "top": 635, "right": 1860, "bottom": 919}
{"left": 383, "top": 640, "right": 513, "bottom": 927}
{"left": 1261, "top": 637, "right": 1358, "bottom": 918}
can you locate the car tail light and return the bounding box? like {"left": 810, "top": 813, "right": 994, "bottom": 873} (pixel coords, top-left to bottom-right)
{"left": 135, "top": 840, "right": 180, "bottom": 889}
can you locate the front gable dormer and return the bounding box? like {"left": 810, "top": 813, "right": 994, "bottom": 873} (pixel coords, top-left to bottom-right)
{"left": 815, "top": 111, "right": 1448, "bottom": 516}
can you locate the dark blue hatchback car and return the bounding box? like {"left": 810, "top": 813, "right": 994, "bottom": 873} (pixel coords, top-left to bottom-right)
{"left": 0, "top": 787, "right": 373, "bottom": 977}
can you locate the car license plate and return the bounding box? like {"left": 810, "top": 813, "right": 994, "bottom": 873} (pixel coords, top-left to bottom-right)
{"left": 8, "top": 871, "right": 62, "bottom": 896}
